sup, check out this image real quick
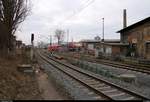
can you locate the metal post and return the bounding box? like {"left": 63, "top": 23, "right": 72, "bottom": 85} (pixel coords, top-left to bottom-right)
{"left": 102, "top": 18, "right": 105, "bottom": 55}
{"left": 31, "top": 33, "right": 34, "bottom": 61}
{"left": 50, "top": 35, "right": 51, "bottom": 46}
{"left": 102, "top": 18, "right": 104, "bottom": 41}
{"left": 67, "top": 29, "right": 69, "bottom": 49}
{"left": 50, "top": 35, "right": 52, "bottom": 45}
{"left": 31, "top": 41, "right": 33, "bottom": 61}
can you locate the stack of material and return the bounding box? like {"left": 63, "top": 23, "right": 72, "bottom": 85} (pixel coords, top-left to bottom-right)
{"left": 118, "top": 74, "right": 137, "bottom": 84}
{"left": 17, "top": 64, "right": 34, "bottom": 74}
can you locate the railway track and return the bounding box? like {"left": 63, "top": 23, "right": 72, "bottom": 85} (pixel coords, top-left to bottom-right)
{"left": 92, "top": 59, "right": 150, "bottom": 74}
{"left": 37, "top": 50, "right": 150, "bottom": 101}
{"left": 58, "top": 53, "right": 150, "bottom": 75}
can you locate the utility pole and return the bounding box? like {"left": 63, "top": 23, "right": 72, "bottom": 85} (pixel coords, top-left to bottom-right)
{"left": 50, "top": 35, "right": 51, "bottom": 46}
{"left": 31, "top": 33, "right": 34, "bottom": 61}
{"left": 72, "top": 37, "right": 74, "bottom": 43}
{"left": 102, "top": 18, "right": 104, "bottom": 42}
{"left": 102, "top": 18, "right": 105, "bottom": 55}
{"left": 96, "top": 18, "right": 105, "bottom": 58}
{"left": 67, "top": 29, "right": 69, "bottom": 48}
{"left": 50, "top": 35, "right": 52, "bottom": 45}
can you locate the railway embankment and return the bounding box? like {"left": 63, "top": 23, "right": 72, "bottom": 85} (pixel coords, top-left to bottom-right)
{"left": 37, "top": 50, "right": 150, "bottom": 101}
{"left": 55, "top": 52, "right": 150, "bottom": 98}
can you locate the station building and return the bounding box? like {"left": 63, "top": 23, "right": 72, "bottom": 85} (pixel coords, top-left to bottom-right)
{"left": 80, "top": 39, "right": 122, "bottom": 57}
{"left": 96, "top": 41, "right": 128, "bottom": 58}
{"left": 117, "top": 17, "right": 150, "bottom": 59}
{"left": 80, "top": 39, "right": 101, "bottom": 55}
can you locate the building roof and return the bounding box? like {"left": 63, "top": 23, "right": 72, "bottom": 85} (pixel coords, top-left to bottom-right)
{"left": 145, "top": 41, "right": 150, "bottom": 44}
{"left": 80, "top": 39, "right": 101, "bottom": 43}
{"left": 103, "top": 39, "right": 120, "bottom": 43}
{"left": 103, "top": 42, "right": 129, "bottom": 46}
{"left": 80, "top": 39, "right": 120, "bottom": 43}
{"left": 117, "top": 17, "right": 150, "bottom": 33}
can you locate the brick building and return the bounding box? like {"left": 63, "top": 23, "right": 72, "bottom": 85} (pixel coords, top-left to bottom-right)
{"left": 80, "top": 39, "right": 101, "bottom": 55}
{"left": 80, "top": 39, "right": 123, "bottom": 57}
{"left": 117, "top": 17, "right": 150, "bottom": 59}
{"left": 94, "top": 39, "right": 127, "bottom": 58}
{"left": 97, "top": 42, "right": 128, "bottom": 57}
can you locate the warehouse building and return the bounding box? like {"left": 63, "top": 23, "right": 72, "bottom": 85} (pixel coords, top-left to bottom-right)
{"left": 80, "top": 39, "right": 122, "bottom": 57}
{"left": 117, "top": 17, "right": 150, "bottom": 59}
{"left": 80, "top": 39, "right": 101, "bottom": 55}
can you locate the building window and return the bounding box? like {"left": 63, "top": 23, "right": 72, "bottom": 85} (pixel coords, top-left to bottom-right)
{"left": 105, "top": 47, "right": 112, "bottom": 54}
{"left": 148, "top": 27, "right": 150, "bottom": 35}
{"left": 146, "top": 43, "right": 150, "bottom": 53}
{"left": 139, "top": 31, "right": 143, "bottom": 41}
{"left": 88, "top": 44, "right": 94, "bottom": 50}
{"left": 144, "top": 27, "right": 150, "bottom": 36}
{"left": 122, "top": 34, "right": 128, "bottom": 43}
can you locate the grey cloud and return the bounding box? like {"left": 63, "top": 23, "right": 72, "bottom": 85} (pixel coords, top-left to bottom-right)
{"left": 16, "top": 0, "right": 150, "bottom": 45}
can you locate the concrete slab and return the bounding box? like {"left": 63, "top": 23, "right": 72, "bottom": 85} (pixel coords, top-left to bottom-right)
{"left": 118, "top": 74, "right": 137, "bottom": 83}
{"left": 17, "top": 64, "right": 34, "bottom": 74}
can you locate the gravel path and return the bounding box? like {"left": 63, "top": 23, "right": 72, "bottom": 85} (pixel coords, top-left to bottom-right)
{"left": 36, "top": 67, "right": 68, "bottom": 100}
{"left": 37, "top": 55, "right": 102, "bottom": 100}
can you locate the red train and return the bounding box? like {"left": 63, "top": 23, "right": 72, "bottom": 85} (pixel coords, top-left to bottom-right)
{"left": 48, "top": 44, "right": 60, "bottom": 52}
{"left": 48, "top": 42, "right": 82, "bottom": 52}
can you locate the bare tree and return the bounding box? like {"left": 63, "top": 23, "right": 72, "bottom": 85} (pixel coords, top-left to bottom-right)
{"left": 55, "top": 29, "right": 65, "bottom": 45}
{"left": 0, "top": 0, "right": 30, "bottom": 54}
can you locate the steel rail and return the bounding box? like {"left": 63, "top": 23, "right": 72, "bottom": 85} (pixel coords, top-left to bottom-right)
{"left": 38, "top": 50, "right": 150, "bottom": 101}
{"left": 92, "top": 59, "right": 150, "bottom": 74}
{"left": 37, "top": 51, "right": 111, "bottom": 100}
{"left": 58, "top": 53, "right": 150, "bottom": 74}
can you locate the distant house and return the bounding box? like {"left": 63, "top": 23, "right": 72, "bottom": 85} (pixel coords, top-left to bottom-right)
{"left": 80, "top": 39, "right": 122, "bottom": 56}
{"left": 80, "top": 39, "right": 101, "bottom": 55}
{"left": 95, "top": 39, "right": 123, "bottom": 57}
{"left": 117, "top": 17, "right": 150, "bottom": 59}
{"left": 80, "top": 39, "right": 101, "bottom": 50}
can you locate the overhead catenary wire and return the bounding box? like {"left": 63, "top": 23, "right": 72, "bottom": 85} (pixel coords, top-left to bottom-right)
{"left": 39, "top": 0, "right": 96, "bottom": 44}
{"left": 80, "top": 0, "right": 92, "bottom": 6}
{"left": 57, "top": 0, "right": 96, "bottom": 43}
{"left": 58, "top": 0, "right": 96, "bottom": 27}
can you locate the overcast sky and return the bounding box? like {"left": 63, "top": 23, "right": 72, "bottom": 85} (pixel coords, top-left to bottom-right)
{"left": 16, "top": 0, "right": 150, "bottom": 45}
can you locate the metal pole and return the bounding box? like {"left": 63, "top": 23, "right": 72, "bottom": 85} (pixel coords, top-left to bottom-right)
{"left": 30, "top": 33, "right": 34, "bottom": 61}
{"left": 50, "top": 35, "right": 51, "bottom": 46}
{"left": 102, "top": 18, "right": 105, "bottom": 55}
{"left": 102, "top": 18, "right": 104, "bottom": 42}
{"left": 67, "top": 29, "right": 69, "bottom": 48}
{"left": 50, "top": 35, "right": 52, "bottom": 45}
{"left": 31, "top": 41, "right": 33, "bottom": 61}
